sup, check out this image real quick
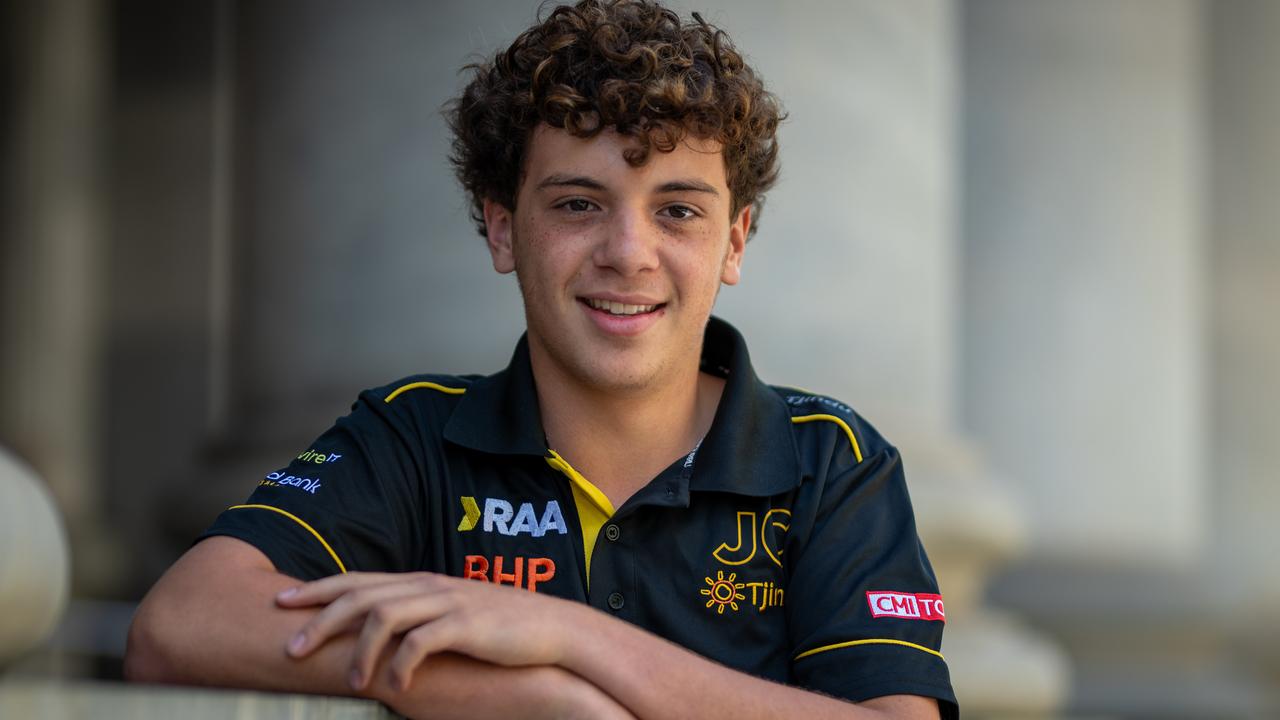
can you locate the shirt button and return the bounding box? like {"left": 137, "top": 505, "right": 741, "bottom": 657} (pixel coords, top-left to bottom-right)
{"left": 607, "top": 592, "right": 625, "bottom": 611}
{"left": 604, "top": 524, "right": 620, "bottom": 541}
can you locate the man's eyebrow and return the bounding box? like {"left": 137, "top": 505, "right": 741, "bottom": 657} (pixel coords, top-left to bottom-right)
{"left": 534, "top": 174, "right": 721, "bottom": 197}
{"left": 535, "top": 174, "right": 606, "bottom": 191}
{"left": 656, "top": 180, "right": 720, "bottom": 196}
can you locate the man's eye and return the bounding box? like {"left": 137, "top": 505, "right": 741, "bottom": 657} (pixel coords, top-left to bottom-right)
{"left": 560, "top": 199, "right": 596, "bottom": 212}
{"left": 662, "top": 205, "right": 697, "bottom": 220}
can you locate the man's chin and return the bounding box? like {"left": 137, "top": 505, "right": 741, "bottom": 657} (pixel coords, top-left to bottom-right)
{"left": 572, "top": 361, "right": 662, "bottom": 395}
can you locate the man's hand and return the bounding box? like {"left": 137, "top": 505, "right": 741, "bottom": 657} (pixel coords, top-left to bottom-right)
{"left": 277, "top": 567, "right": 940, "bottom": 720}
{"left": 277, "top": 571, "right": 580, "bottom": 693}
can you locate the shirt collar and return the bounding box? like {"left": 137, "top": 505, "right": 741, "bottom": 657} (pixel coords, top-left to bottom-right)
{"left": 442, "top": 334, "right": 549, "bottom": 457}
{"left": 443, "top": 316, "right": 802, "bottom": 497}
{"left": 688, "top": 317, "right": 802, "bottom": 496}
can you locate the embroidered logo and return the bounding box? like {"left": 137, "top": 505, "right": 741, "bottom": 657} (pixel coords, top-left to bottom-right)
{"left": 866, "top": 591, "right": 946, "bottom": 622}
{"left": 711, "top": 508, "right": 791, "bottom": 567}
{"left": 456, "top": 496, "right": 567, "bottom": 537}
{"left": 261, "top": 471, "right": 321, "bottom": 494}
{"left": 701, "top": 570, "right": 746, "bottom": 614}
{"left": 457, "top": 496, "right": 481, "bottom": 531}
{"left": 295, "top": 449, "right": 342, "bottom": 465}
{"left": 464, "top": 555, "right": 556, "bottom": 593}
{"left": 702, "top": 509, "right": 790, "bottom": 615}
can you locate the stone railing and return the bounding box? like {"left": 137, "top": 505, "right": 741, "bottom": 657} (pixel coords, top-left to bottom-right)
{"left": 0, "top": 678, "right": 397, "bottom": 719}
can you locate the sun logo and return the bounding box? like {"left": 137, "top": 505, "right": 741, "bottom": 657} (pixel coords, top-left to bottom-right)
{"left": 701, "top": 570, "right": 746, "bottom": 615}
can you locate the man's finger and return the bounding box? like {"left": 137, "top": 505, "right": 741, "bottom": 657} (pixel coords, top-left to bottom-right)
{"left": 349, "top": 593, "right": 454, "bottom": 690}
{"left": 287, "top": 580, "right": 429, "bottom": 657}
{"left": 390, "top": 618, "right": 464, "bottom": 692}
{"left": 276, "top": 571, "right": 399, "bottom": 607}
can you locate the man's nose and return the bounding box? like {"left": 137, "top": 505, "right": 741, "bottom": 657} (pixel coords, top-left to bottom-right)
{"left": 594, "top": 206, "right": 660, "bottom": 276}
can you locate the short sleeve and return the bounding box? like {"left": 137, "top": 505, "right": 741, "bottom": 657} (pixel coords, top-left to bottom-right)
{"left": 786, "top": 447, "right": 958, "bottom": 718}
{"left": 198, "top": 392, "right": 425, "bottom": 581}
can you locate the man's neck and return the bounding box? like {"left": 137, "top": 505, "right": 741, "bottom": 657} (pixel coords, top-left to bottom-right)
{"left": 531, "top": 353, "right": 724, "bottom": 510}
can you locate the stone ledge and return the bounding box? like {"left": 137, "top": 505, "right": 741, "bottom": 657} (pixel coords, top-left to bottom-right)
{"left": 0, "top": 677, "right": 399, "bottom": 719}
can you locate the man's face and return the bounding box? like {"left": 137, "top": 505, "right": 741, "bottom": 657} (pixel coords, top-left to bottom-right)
{"left": 484, "top": 124, "right": 749, "bottom": 394}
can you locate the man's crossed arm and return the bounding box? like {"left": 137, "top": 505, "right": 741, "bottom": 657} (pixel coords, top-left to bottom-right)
{"left": 126, "top": 536, "right": 939, "bottom": 720}
{"left": 126, "top": 537, "right": 630, "bottom": 719}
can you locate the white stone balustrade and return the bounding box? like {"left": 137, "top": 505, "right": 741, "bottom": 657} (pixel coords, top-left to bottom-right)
{"left": 0, "top": 448, "right": 70, "bottom": 667}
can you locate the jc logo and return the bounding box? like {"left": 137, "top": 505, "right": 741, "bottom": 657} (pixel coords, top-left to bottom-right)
{"left": 712, "top": 509, "right": 791, "bottom": 567}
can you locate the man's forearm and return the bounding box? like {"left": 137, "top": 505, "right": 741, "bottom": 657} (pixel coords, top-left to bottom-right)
{"left": 127, "top": 542, "right": 351, "bottom": 694}
{"left": 550, "top": 601, "right": 937, "bottom": 720}
{"left": 126, "top": 537, "right": 631, "bottom": 719}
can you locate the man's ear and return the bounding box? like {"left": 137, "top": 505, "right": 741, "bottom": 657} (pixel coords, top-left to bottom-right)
{"left": 720, "top": 204, "right": 751, "bottom": 286}
{"left": 483, "top": 198, "right": 516, "bottom": 274}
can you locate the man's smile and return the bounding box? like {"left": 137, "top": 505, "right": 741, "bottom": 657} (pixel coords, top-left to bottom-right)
{"left": 577, "top": 294, "right": 667, "bottom": 336}
{"left": 580, "top": 296, "right": 665, "bottom": 316}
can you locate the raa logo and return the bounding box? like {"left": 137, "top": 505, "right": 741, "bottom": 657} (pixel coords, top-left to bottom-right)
{"left": 457, "top": 496, "right": 568, "bottom": 538}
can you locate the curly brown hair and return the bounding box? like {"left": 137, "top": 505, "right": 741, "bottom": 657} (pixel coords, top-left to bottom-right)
{"left": 447, "top": 0, "right": 783, "bottom": 238}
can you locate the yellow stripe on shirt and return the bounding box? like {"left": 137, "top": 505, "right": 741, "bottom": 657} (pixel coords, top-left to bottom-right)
{"left": 383, "top": 381, "right": 467, "bottom": 403}
{"left": 795, "top": 638, "right": 944, "bottom": 662}
{"left": 791, "top": 414, "right": 864, "bottom": 463}
{"left": 228, "top": 503, "right": 347, "bottom": 574}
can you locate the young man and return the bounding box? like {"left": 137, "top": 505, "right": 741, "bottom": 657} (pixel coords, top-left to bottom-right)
{"left": 126, "top": 2, "right": 957, "bottom": 718}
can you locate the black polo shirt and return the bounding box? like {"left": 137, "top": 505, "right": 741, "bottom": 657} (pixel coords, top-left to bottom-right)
{"left": 202, "top": 316, "right": 957, "bottom": 715}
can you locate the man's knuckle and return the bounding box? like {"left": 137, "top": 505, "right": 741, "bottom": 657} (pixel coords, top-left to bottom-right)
{"left": 370, "top": 603, "right": 397, "bottom": 625}
{"left": 459, "top": 610, "right": 483, "bottom": 635}
{"left": 401, "top": 628, "right": 429, "bottom": 653}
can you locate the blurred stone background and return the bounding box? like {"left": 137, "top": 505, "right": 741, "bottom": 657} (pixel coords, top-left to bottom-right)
{"left": 2, "top": 0, "right": 1277, "bottom": 717}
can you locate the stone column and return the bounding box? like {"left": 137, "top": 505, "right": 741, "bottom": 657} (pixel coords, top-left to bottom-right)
{"left": 225, "top": 0, "right": 533, "bottom": 434}
{"left": 1207, "top": 0, "right": 1280, "bottom": 702}
{"left": 705, "top": 1, "right": 1069, "bottom": 715}
{"left": 961, "top": 0, "right": 1271, "bottom": 715}
{"left": 0, "top": 0, "right": 118, "bottom": 596}
{"left": 963, "top": 0, "right": 1206, "bottom": 567}
{"left": 160, "top": 0, "right": 543, "bottom": 541}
